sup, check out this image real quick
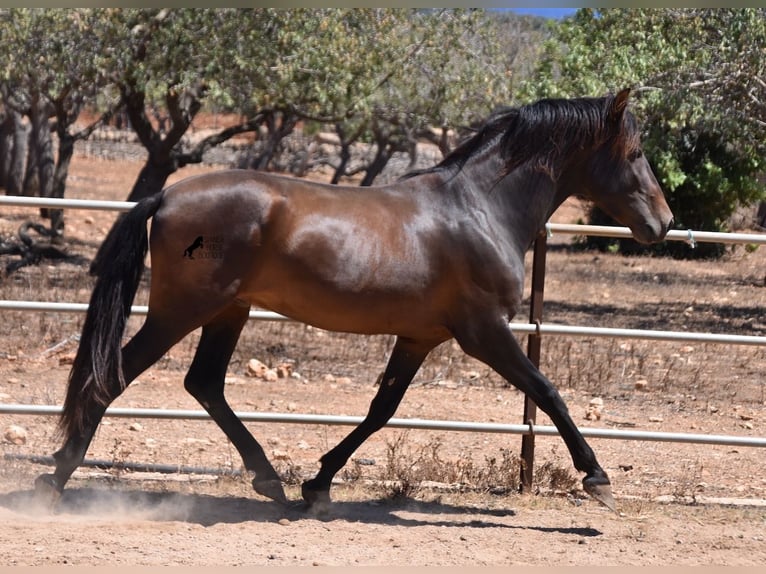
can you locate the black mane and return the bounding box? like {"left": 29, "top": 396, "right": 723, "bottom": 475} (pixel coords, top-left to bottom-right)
{"left": 402, "top": 93, "right": 640, "bottom": 181}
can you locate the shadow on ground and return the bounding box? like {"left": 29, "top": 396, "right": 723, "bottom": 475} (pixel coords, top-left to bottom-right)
{"left": 0, "top": 485, "right": 601, "bottom": 538}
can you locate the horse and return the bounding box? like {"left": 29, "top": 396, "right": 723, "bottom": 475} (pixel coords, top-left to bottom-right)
{"left": 34, "top": 88, "right": 673, "bottom": 513}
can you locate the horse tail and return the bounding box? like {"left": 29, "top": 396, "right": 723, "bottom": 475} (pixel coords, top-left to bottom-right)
{"left": 60, "top": 191, "right": 164, "bottom": 438}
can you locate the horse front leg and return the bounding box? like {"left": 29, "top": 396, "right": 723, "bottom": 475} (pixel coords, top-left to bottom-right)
{"left": 301, "top": 336, "right": 437, "bottom": 513}
{"left": 453, "top": 317, "right": 616, "bottom": 512}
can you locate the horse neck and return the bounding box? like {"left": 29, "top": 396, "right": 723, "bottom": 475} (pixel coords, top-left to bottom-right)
{"left": 454, "top": 148, "right": 567, "bottom": 250}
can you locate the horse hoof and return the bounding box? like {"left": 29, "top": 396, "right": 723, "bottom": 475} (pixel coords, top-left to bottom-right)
{"left": 301, "top": 482, "right": 332, "bottom": 517}
{"left": 252, "top": 478, "right": 287, "bottom": 505}
{"left": 583, "top": 476, "right": 617, "bottom": 512}
{"left": 34, "top": 474, "right": 62, "bottom": 509}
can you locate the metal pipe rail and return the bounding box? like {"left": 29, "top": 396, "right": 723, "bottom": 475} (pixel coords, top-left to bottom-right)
{"left": 546, "top": 222, "right": 766, "bottom": 245}
{"left": 0, "top": 301, "right": 289, "bottom": 322}
{"left": 1, "top": 403, "right": 764, "bottom": 448}
{"left": 2, "top": 195, "right": 765, "bottom": 245}
{"left": 0, "top": 196, "right": 137, "bottom": 212}
{"left": 1, "top": 300, "right": 763, "bottom": 347}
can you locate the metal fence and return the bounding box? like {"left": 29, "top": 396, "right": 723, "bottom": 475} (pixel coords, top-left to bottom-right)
{"left": 1, "top": 195, "right": 765, "bottom": 478}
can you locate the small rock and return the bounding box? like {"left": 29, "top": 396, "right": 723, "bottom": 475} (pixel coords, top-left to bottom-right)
{"left": 271, "top": 449, "right": 290, "bottom": 461}
{"left": 4, "top": 425, "right": 27, "bottom": 445}
{"left": 278, "top": 518, "right": 290, "bottom": 526}
{"left": 585, "top": 397, "right": 604, "bottom": 421}
{"left": 275, "top": 363, "right": 293, "bottom": 378}
{"left": 246, "top": 358, "right": 279, "bottom": 381}
{"left": 296, "top": 440, "right": 310, "bottom": 450}
{"left": 246, "top": 358, "right": 270, "bottom": 378}
{"left": 335, "top": 376, "right": 352, "bottom": 385}
{"left": 649, "top": 416, "right": 663, "bottom": 423}
{"left": 129, "top": 422, "right": 143, "bottom": 432}
{"left": 634, "top": 379, "right": 649, "bottom": 391}
{"left": 265, "top": 370, "right": 279, "bottom": 382}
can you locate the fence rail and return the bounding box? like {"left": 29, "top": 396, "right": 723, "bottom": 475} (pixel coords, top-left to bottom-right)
{"left": 1, "top": 300, "right": 764, "bottom": 348}
{"left": 3, "top": 195, "right": 766, "bottom": 245}
{"left": 1, "top": 404, "right": 764, "bottom": 448}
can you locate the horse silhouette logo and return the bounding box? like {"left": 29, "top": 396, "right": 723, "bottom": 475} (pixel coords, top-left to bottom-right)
{"left": 183, "top": 236, "right": 204, "bottom": 259}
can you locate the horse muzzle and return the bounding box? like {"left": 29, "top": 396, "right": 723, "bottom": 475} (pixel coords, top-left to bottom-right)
{"left": 633, "top": 214, "right": 674, "bottom": 245}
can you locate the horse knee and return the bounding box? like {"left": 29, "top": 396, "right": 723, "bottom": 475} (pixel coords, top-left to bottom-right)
{"left": 183, "top": 374, "right": 209, "bottom": 402}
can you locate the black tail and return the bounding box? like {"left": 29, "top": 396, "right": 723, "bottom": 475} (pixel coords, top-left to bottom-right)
{"left": 60, "top": 192, "right": 164, "bottom": 438}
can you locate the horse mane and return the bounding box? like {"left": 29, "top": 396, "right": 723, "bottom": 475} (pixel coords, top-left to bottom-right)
{"left": 402, "top": 92, "right": 641, "bottom": 182}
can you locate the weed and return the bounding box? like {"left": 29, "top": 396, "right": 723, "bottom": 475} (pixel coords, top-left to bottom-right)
{"left": 378, "top": 432, "right": 575, "bottom": 502}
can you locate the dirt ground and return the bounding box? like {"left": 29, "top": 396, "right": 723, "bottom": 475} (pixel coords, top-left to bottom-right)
{"left": 0, "top": 152, "right": 765, "bottom": 566}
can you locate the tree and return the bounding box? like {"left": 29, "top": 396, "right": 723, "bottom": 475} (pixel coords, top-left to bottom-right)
{"left": 0, "top": 9, "right": 118, "bottom": 237}
{"left": 322, "top": 9, "right": 530, "bottom": 185}
{"left": 95, "top": 9, "right": 246, "bottom": 201}
{"left": 520, "top": 8, "right": 765, "bottom": 257}
{"left": 103, "top": 9, "right": 414, "bottom": 199}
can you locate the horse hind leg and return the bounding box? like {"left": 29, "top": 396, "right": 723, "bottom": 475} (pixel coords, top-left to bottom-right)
{"left": 35, "top": 316, "right": 185, "bottom": 506}
{"left": 183, "top": 304, "right": 286, "bottom": 504}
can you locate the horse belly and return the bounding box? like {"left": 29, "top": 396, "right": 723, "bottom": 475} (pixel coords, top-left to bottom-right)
{"left": 242, "top": 266, "right": 449, "bottom": 338}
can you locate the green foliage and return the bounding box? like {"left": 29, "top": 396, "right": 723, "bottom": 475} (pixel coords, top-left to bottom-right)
{"left": 520, "top": 8, "right": 766, "bottom": 258}
{"left": 0, "top": 9, "right": 114, "bottom": 107}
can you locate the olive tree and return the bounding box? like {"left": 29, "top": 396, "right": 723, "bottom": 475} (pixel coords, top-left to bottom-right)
{"left": 0, "top": 9, "right": 117, "bottom": 237}
{"left": 520, "top": 8, "right": 765, "bottom": 257}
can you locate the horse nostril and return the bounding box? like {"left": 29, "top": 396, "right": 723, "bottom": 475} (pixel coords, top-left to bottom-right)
{"left": 668, "top": 217, "right": 675, "bottom": 231}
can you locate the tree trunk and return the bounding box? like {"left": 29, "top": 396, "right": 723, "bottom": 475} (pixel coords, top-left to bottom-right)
{"left": 0, "top": 110, "right": 27, "bottom": 196}
{"left": 360, "top": 142, "right": 393, "bottom": 186}
{"left": 331, "top": 143, "right": 352, "bottom": 185}
{"left": 52, "top": 134, "right": 75, "bottom": 205}
{"left": 29, "top": 94, "right": 62, "bottom": 236}
{"left": 0, "top": 111, "right": 10, "bottom": 190}
{"left": 127, "top": 159, "right": 178, "bottom": 202}
{"left": 246, "top": 111, "right": 297, "bottom": 171}
{"left": 22, "top": 130, "right": 39, "bottom": 197}
{"left": 121, "top": 79, "right": 205, "bottom": 201}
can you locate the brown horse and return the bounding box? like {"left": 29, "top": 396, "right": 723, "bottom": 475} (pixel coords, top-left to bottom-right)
{"left": 35, "top": 89, "right": 672, "bottom": 513}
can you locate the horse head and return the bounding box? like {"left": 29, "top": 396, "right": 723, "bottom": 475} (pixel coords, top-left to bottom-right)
{"left": 580, "top": 88, "right": 674, "bottom": 244}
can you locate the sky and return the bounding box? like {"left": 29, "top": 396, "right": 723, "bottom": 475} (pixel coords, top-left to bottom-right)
{"left": 508, "top": 8, "right": 578, "bottom": 19}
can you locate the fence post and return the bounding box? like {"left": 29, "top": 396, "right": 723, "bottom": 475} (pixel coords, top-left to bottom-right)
{"left": 520, "top": 230, "right": 548, "bottom": 492}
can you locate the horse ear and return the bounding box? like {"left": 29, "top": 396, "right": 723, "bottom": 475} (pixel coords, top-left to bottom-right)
{"left": 609, "top": 88, "right": 631, "bottom": 122}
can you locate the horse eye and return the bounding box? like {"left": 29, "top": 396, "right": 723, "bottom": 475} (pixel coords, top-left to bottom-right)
{"left": 628, "top": 149, "right": 643, "bottom": 161}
